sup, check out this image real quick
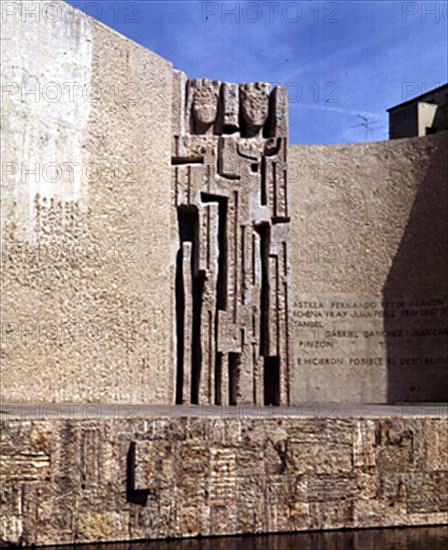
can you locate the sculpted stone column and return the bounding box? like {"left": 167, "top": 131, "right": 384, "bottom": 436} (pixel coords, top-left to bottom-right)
{"left": 171, "top": 72, "right": 290, "bottom": 406}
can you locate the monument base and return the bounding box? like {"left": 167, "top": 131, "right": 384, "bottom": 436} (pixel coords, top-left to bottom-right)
{"left": 1, "top": 404, "right": 447, "bottom": 546}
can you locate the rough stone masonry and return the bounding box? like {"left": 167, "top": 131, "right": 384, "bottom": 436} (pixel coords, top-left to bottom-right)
{"left": 1, "top": 405, "right": 447, "bottom": 546}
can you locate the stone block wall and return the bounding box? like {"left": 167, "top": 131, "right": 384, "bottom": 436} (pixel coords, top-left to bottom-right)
{"left": 0, "top": 408, "right": 446, "bottom": 545}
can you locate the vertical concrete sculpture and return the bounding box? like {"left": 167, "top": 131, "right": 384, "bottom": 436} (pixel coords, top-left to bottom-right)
{"left": 172, "top": 72, "right": 290, "bottom": 406}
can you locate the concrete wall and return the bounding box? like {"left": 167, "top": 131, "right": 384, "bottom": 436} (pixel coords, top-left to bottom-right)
{"left": 1, "top": 1, "right": 175, "bottom": 403}
{"left": 289, "top": 132, "right": 447, "bottom": 403}
{"left": 2, "top": 3, "right": 446, "bottom": 407}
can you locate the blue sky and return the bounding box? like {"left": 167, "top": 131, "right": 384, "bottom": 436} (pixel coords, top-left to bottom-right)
{"left": 66, "top": 1, "right": 447, "bottom": 145}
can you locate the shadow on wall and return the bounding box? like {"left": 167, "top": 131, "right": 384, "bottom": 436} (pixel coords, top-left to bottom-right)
{"left": 383, "top": 132, "right": 448, "bottom": 402}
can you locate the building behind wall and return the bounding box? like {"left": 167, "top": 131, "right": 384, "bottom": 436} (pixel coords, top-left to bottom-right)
{"left": 388, "top": 83, "right": 448, "bottom": 139}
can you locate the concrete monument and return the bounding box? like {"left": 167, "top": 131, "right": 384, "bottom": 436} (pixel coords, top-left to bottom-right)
{"left": 0, "top": 1, "right": 447, "bottom": 546}
{"left": 172, "top": 74, "right": 290, "bottom": 406}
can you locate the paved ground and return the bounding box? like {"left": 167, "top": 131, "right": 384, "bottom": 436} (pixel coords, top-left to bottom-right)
{"left": 1, "top": 402, "right": 447, "bottom": 419}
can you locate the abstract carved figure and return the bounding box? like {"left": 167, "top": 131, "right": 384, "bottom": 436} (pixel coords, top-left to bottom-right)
{"left": 171, "top": 72, "right": 290, "bottom": 406}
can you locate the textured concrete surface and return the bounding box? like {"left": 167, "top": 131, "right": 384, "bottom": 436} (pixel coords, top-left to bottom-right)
{"left": 1, "top": 408, "right": 447, "bottom": 545}
{"left": 1, "top": 1, "right": 175, "bottom": 403}
{"left": 1, "top": 2, "right": 446, "bottom": 408}
{"left": 172, "top": 74, "right": 290, "bottom": 406}
{"left": 289, "top": 132, "right": 447, "bottom": 403}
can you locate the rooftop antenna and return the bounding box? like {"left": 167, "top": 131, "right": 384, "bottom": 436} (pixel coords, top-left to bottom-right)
{"left": 350, "top": 114, "right": 380, "bottom": 142}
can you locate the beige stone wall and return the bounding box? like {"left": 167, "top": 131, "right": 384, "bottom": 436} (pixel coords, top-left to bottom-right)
{"left": 2, "top": 3, "right": 446, "bottom": 407}
{"left": 1, "top": 1, "right": 175, "bottom": 403}
{"left": 0, "top": 407, "right": 446, "bottom": 545}
{"left": 289, "top": 132, "right": 447, "bottom": 403}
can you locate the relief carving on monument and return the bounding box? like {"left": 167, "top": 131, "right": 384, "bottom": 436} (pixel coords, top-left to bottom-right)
{"left": 171, "top": 72, "right": 291, "bottom": 406}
